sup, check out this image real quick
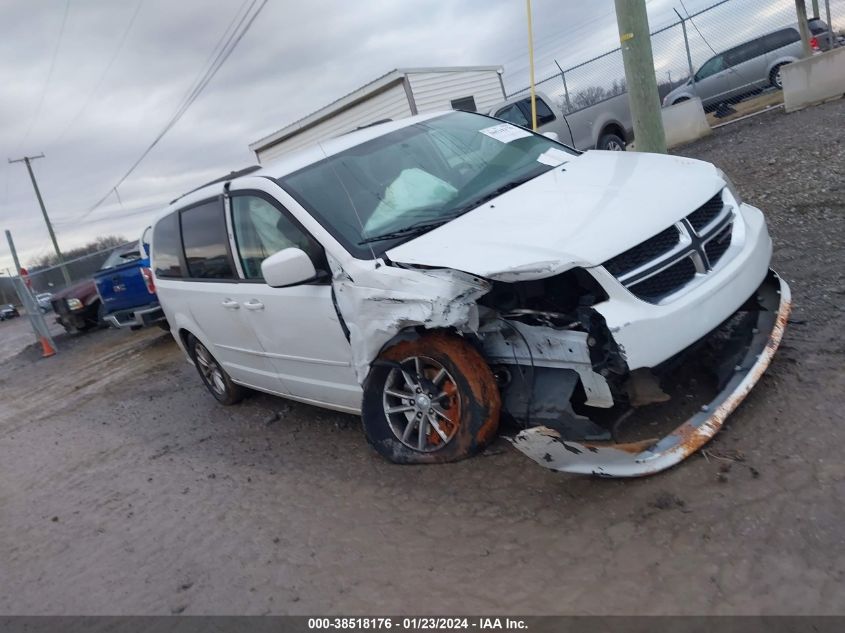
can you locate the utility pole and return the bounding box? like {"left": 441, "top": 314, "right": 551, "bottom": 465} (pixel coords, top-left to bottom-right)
{"left": 615, "top": 0, "right": 666, "bottom": 153}
{"left": 795, "top": 0, "right": 813, "bottom": 58}
{"left": 8, "top": 154, "right": 71, "bottom": 285}
{"left": 525, "top": 0, "right": 538, "bottom": 130}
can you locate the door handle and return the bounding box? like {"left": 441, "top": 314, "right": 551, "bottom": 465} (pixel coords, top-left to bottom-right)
{"left": 221, "top": 299, "right": 240, "bottom": 310}
{"left": 243, "top": 299, "right": 265, "bottom": 311}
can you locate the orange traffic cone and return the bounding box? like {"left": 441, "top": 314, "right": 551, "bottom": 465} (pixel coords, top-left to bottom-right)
{"left": 40, "top": 336, "right": 56, "bottom": 358}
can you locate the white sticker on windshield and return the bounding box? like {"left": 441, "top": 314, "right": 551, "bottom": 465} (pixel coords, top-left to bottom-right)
{"left": 479, "top": 123, "right": 532, "bottom": 144}
{"left": 536, "top": 147, "right": 572, "bottom": 167}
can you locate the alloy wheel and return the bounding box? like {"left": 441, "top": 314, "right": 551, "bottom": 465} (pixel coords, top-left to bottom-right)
{"left": 382, "top": 356, "right": 461, "bottom": 452}
{"left": 194, "top": 342, "right": 226, "bottom": 396}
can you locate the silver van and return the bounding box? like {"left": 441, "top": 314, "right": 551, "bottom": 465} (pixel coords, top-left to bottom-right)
{"left": 663, "top": 24, "right": 809, "bottom": 108}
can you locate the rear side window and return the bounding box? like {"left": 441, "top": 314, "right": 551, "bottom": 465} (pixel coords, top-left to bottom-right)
{"left": 152, "top": 212, "right": 183, "bottom": 278}
{"left": 180, "top": 199, "right": 236, "bottom": 280}
{"left": 762, "top": 28, "right": 801, "bottom": 52}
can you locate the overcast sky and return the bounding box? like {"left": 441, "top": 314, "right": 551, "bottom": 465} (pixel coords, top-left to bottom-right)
{"left": 1, "top": 0, "right": 840, "bottom": 272}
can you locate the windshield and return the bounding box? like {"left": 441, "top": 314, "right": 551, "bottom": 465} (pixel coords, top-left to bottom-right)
{"left": 278, "top": 111, "right": 576, "bottom": 258}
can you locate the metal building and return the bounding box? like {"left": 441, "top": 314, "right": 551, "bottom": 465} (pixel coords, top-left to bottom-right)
{"left": 249, "top": 66, "right": 505, "bottom": 163}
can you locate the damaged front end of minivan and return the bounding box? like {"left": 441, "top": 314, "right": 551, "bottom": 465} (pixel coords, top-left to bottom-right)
{"left": 332, "top": 254, "right": 790, "bottom": 478}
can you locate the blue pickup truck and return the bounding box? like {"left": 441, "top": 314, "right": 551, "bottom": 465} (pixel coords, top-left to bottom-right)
{"left": 94, "top": 229, "right": 167, "bottom": 330}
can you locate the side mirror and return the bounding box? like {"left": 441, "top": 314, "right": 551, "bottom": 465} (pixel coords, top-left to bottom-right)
{"left": 542, "top": 131, "right": 560, "bottom": 142}
{"left": 261, "top": 248, "right": 317, "bottom": 288}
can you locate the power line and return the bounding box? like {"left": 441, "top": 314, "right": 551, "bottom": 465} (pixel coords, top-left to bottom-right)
{"left": 54, "top": 0, "right": 146, "bottom": 144}
{"left": 79, "top": 0, "right": 267, "bottom": 220}
{"left": 15, "top": 0, "right": 71, "bottom": 153}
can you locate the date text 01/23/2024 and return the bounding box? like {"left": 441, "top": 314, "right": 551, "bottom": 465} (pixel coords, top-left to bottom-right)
{"left": 307, "top": 617, "right": 528, "bottom": 630}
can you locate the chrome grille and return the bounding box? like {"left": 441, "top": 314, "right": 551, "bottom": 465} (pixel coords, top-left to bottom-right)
{"left": 602, "top": 189, "right": 736, "bottom": 304}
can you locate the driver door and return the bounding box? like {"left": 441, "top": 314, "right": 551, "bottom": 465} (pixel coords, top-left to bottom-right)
{"left": 227, "top": 190, "right": 361, "bottom": 412}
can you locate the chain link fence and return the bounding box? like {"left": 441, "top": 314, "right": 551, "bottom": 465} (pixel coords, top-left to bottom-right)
{"left": 508, "top": 0, "right": 844, "bottom": 123}
{"left": 19, "top": 242, "right": 136, "bottom": 301}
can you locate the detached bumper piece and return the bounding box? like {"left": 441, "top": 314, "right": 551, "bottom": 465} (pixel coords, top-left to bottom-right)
{"left": 511, "top": 270, "right": 791, "bottom": 477}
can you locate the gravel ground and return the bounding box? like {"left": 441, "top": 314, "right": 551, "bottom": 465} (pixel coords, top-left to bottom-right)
{"left": 1, "top": 98, "right": 843, "bottom": 615}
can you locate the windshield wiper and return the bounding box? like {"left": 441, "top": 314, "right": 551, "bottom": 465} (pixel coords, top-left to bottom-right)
{"left": 358, "top": 217, "right": 456, "bottom": 245}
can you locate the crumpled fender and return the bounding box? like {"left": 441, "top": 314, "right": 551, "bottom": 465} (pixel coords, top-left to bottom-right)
{"left": 331, "top": 262, "right": 490, "bottom": 384}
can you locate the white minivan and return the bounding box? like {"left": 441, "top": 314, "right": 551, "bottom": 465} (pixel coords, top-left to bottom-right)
{"left": 152, "top": 110, "right": 790, "bottom": 477}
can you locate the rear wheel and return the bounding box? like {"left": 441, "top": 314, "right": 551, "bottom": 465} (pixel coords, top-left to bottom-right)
{"left": 597, "top": 132, "right": 626, "bottom": 151}
{"left": 362, "top": 333, "right": 500, "bottom": 464}
{"left": 770, "top": 63, "right": 787, "bottom": 89}
{"left": 190, "top": 337, "right": 244, "bottom": 405}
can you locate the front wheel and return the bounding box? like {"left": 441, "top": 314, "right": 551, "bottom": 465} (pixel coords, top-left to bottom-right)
{"left": 361, "top": 332, "right": 501, "bottom": 464}
{"left": 597, "top": 133, "right": 626, "bottom": 151}
{"left": 190, "top": 337, "right": 245, "bottom": 405}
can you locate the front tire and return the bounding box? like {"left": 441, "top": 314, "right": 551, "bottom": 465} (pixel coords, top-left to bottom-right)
{"left": 597, "top": 132, "right": 626, "bottom": 151}
{"left": 362, "top": 332, "right": 500, "bottom": 464}
{"left": 190, "top": 337, "right": 245, "bottom": 405}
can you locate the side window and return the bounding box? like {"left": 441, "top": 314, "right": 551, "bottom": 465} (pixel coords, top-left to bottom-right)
{"left": 180, "top": 199, "right": 236, "bottom": 280}
{"left": 231, "top": 194, "right": 326, "bottom": 282}
{"left": 695, "top": 55, "right": 724, "bottom": 81}
{"left": 764, "top": 28, "right": 800, "bottom": 52}
{"left": 527, "top": 98, "right": 555, "bottom": 126}
{"left": 152, "top": 212, "right": 183, "bottom": 278}
{"left": 495, "top": 103, "right": 530, "bottom": 127}
{"left": 725, "top": 41, "right": 763, "bottom": 66}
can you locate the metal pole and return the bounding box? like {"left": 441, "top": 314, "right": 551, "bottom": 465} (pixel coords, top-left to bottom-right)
{"left": 824, "top": 0, "right": 833, "bottom": 50}
{"left": 674, "top": 9, "right": 695, "bottom": 80}
{"left": 615, "top": 0, "right": 667, "bottom": 153}
{"left": 554, "top": 60, "right": 573, "bottom": 112}
{"left": 5, "top": 229, "right": 57, "bottom": 352}
{"left": 795, "top": 0, "right": 813, "bottom": 58}
{"left": 7, "top": 154, "right": 71, "bottom": 286}
{"left": 0, "top": 273, "right": 8, "bottom": 304}
{"left": 526, "top": 0, "right": 538, "bottom": 130}
{"left": 811, "top": 0, "right": 820, "bottom": 18}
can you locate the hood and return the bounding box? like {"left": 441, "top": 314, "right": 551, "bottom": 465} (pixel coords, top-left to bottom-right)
{"left": 52, "top": 278, "right": 96, "bottom": 301}
{"left": 386, "top": 150, "right": 724, "bottom": 281}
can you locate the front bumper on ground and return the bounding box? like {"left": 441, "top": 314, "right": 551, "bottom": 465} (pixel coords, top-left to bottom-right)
{"left": 510, "top": 269, "right": 791, "bottom": 477}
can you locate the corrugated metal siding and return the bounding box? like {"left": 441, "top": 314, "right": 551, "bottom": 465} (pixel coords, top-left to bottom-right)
{"left": 407, "top": 70, "right": 504, "bottom": 114}
{"left": 257, "top": 85, "right": 412, "bottom": 163}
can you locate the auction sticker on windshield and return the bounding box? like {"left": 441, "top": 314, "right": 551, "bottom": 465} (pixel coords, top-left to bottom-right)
{"left": 537, "top": 147, "right": 571, "bottom": 167}
{"left": 479, "top": 123, "right": 532, "bottom": 143}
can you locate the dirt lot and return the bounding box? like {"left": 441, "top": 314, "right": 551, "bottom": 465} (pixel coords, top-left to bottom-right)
{"left": 1, "top": 99, "right": 844, "bottom": 616}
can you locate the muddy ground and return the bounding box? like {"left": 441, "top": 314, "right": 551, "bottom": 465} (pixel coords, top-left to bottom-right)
{"left": 1, "top": 99, "right": 843, "bottom": 616}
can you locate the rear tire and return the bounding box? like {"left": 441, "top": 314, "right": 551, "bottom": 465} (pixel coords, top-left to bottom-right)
{"left": 189, "top": 336, "right": 245, "bottom": 405}
{"left": 361, "top": 332, "right": 500, "bottom": 464}
{"left": 770, "top": 63, "right": 787, "bottom": 89}
{"left": 597, "top": 133, "right": 626, "bottom": 151}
